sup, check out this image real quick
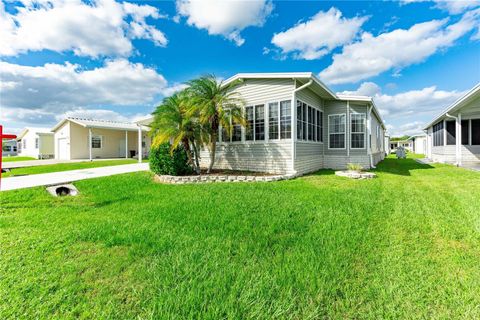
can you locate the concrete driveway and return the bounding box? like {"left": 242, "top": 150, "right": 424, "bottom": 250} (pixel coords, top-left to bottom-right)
{"left": 3, "top": 158, "right": 136, "bottom": 169}
{"left": 1, "top": 163, "right": 149, "bottom": 191}
{"left": 461, "top": 163, "right": 480, "bottom": 171}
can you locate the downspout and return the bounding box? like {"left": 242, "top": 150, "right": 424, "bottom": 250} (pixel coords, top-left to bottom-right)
{"left": 445, "top": 113, "right": 461, "bottom": 166}
{"left": 291, "top": 79, "right": 313, "bottom": 173}
{"left": 346, "top": 100, "right": 350, "bottom": 158}
{"left": 368, "top": 105, "right": 375, "bottom": 169}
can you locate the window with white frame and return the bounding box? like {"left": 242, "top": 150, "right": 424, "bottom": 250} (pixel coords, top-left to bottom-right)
{"left": 308, "top": 106, "right": 314, "bottom": 141}
{"left": 269, "top": 102, "right": 279, "bottom": 140}
{"left": 351, "top": 113, "right": 366, "bottom": 149}
{"left": 280, "top": 100, "right": 291, "bottom": 139}
{"left": 22, "top": 139, "right": 26, "bottom": 149}
{"left": 221, "top": 126, "right": 229, "bottom": 142}
{"left": 296, "top": 100, "right": 322, "bottom": 142}
{"left": 91, "top": 135, "right": 102, "bottom": 148}
{"left": 245, "top": 106, "right": 254, "bottom": 141}
{"left": 232, "top": 119, "right": 242, "bottom": 142}
{"left": 254, "top": 104, "right": 265, "bottom": 141}
{"left": 316, "top": 110, "right": 323, "bottom": 142}
{"left": 329, "top": 114, "right": 346, "bottom": 149}
{"left": 296, "top": 101, "right": 303, "bottom": 139}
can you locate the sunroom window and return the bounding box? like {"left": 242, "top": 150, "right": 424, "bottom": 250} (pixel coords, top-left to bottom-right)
{"left": 280, "top": 100, "right": 291, "bottom": 139}
{"left": 255, "top": 104, "right": 265, "bottom": 141}
{"left": 245, "top": 106, "right": 254, "bottom": 141}
{"left": 269, "top": 102, "right": 279, "bottom": 140}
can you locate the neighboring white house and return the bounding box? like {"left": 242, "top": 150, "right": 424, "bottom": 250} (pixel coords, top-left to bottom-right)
{"left": 390, "top": 140, "right": 412, "bottom": 152}
{"left": 2, "top": 139, "right": 17, "bottom": 157}
{"left": 424, "top": 83, "right": 480, "bottom": 165}
{"left": 408, "top": 134, "right": 427, "bottom": 155}
{"left": 384, "top": 135, "right": 391, "bottom": 154}
{"left": 16, "top": 127, "right": 54, "bottom": 159}
{"left": 140, "top": 72, "right": 387, "bottom": 174}
{"left": 51, "top": 117, "right": 151, "bottom": 161}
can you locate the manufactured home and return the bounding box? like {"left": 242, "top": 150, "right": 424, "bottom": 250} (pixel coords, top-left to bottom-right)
{"left": 2, "top": 139, "right": 17, "bottom": 157}
{"left": 390, "top": 140, "right": 412, "bottom": 152}
{"left": 16, "top": 127, "right": 54, "bottom": 159}
{"left": 141, "top": 73, "right": 387, "bottom": 174}
{"left": 51, "top": 118, "right": 151, "bottom": 161}
{"left": 424, "top": 83, "right": 480, "bottom": 165}
{"left": 408, "top": 134, "right": 427, "bottom": 155}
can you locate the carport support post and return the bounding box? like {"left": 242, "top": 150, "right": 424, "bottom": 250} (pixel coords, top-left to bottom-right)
{"left": 88, "top": 128, "right": 92, "bottom": 161}
{"left": 457, "top": 113, "right": 462, "bottom": 166}
{"left": 125, "top": 130, "right": 128, "bottom": 159}
{"left": 137, "top": 126, "right": 142, "bottom": 163}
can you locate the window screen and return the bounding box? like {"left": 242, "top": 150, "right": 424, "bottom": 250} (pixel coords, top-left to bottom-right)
{"left": 433, "top": 121, "right": 444, "bottom": 147}
{"left": 269, "top": 102, "right": 279, "bottom": 140}
{"left": 472, "top": 119, "right": 480, "bottom": 145}
{"left": 245, "top": 106, "right": 254, "bottom": 141}
{"left": 462, "top": 120, "right": 469, "bottom": 145}
{"left": 446, "top": 120, "right": 456, "bottom": 145}
{"left": 255, "top": 104, "right": 265, "bottom": 141}
{"left": 280, "top": 100, "right": 291, "bottom": 139}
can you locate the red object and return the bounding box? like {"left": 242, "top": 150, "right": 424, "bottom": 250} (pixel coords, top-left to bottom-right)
{"left": 1, "top": 125, "right": 18, "bottom": 190}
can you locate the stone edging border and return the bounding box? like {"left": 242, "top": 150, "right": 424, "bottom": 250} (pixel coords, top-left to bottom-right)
{"left": 154, "top": 172, "right": 299, "bottom": 184}
{"left": 335, "top": 170, "right": 376, "bottom": 179}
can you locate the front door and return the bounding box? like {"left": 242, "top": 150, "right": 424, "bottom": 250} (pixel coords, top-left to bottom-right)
{"left": 58, "top": 138, "right": 68, "bottom": 159}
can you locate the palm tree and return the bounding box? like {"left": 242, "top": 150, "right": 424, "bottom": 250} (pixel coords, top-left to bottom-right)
{"left": 187, "top": 75, "right": 246, "bottom": 173}
{"left": 150, "top": 90, "right": 202, "bottom": 173}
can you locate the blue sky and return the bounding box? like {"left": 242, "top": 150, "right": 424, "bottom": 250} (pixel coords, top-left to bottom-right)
{"left": 1, "top": 0, "right": 479, "bottom": 136}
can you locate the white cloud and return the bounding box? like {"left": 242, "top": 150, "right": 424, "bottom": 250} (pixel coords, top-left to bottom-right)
{"left": 0, "top": 0, "right": 167, "bottom": 57}
{"left": 0, "top": 59, "right": 177, "bottom": 110}
{"left": 401, "top": 0, "right": 480, "bottom": 14}
{"left": 271, "top": 8, "right": 368, "bottom": 60}
{"left": 387, "top": 121, "right": 426, "bottom": 137}
{"left": 176, "top": 0, "right": 273, "bottom": 46}
{"left": 340, "top": 82, "right": 381, "bottom": 96}
{"left": 340, "top": 82, "right": 465, "bottom": 120}
{"left": 341, "top": 82, "right": 466, "bottom": 136}
{"left": 320, "top": 9, "right": 480, "bottom": 84}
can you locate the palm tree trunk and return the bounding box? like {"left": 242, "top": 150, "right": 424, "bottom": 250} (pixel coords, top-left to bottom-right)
{"left": 208, "top": 134, "right": 217, "bottom": 173}
{"left": 191, "top": 139, "right": 201, "bottom": 174}
{"left": 182, "top": 139, "right": 194, "bottom": 170}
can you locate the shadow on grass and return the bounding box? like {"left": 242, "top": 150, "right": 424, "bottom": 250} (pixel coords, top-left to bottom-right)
{"left": 373, "top": 158, "right": 434, "bottom": 176}
{"left": 308, "top": 169, "right": 336, "bottom": 176}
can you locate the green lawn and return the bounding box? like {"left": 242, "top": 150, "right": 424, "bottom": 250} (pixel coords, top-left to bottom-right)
{"left": 2, "top": 156, "right": 36, "bottom": 162}
{"left": 2, "top": 159, "right": 145, "bottom": 178}
{"left": 1, "top": 156, "right": 479, "bottom": 318}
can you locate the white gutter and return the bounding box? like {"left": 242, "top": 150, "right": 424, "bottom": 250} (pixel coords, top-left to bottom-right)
{"left": 368, "top": 104, "right": 375, "bottom": 169}
{"left": 291, "top": 79, "right": 313, "bottom": 173}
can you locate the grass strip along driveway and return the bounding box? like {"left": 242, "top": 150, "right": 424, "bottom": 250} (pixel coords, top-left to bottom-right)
{"left": 2, "top": 156, "right": 36, "bottom": 162}
{"left": 1, "top": 156, "right": 479, "bottom": 318}
{"left": 2, "top": 159, "right": 145, "bottom": 178}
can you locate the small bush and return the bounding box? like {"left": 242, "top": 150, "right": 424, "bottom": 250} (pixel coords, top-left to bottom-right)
{"left": 149, "top": 143, "right": 193, "bottom": 176}
{"left": 347, "top": 163, "right": 363, "bottom": 172}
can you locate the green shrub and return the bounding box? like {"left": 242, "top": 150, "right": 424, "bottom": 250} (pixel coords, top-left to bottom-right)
{"left": 149, "top": 143, "right": 193, "bottom": 176}
{"left": 347, "top": 163, "right": 363, "bottom": 172}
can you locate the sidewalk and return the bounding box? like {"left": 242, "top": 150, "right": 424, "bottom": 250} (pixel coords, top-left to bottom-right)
{"left": 3, "top": 158, "right": 136, "bottom": 169}
{"left": 1, "top": 163, "right": 149, "bottom": 191}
